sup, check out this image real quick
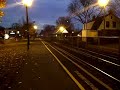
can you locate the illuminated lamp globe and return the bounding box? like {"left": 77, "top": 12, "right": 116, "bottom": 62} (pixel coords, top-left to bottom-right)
{"left": 98, "top": 0, "right": 109, "bottom": 7}
{"left": 22, "top": 0, "right": 33, "bottom": 7}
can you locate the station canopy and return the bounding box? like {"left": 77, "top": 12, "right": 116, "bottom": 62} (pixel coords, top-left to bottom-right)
{"left": 56, "top": 28, "right": 68, "bottom": 34}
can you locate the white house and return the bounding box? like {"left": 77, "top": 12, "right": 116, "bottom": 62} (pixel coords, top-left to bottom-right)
{"left": 82, "top": 11, "right": 120, "bottom": 43}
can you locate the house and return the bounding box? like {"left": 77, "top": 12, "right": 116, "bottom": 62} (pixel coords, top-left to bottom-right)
{"left": 53, "top": 27, "right": 69, "bottom": 40}
{"left": 82, "top": 11, "right": 120, "bottom": 44}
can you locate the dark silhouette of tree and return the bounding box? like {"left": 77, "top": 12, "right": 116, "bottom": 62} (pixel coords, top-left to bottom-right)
{"left": 108, "top": 0, "right": 120, "bottom": 18}
{"left": 42, "top": 24, "right": 55, "bottom": 37}
{"left": 11, "top": 23, "right": 22, "bottom": 39}
{"left": 67, "top": 0, "right": 101, "bottom": 24}
{"left": 11, "top": 23, "right": 22, "bottom": 30}
{"left": 21, "top": 22, "right": 36, "bottom": 38}
{"left": 56, "top": 16, "right": 74, "bottom": 33}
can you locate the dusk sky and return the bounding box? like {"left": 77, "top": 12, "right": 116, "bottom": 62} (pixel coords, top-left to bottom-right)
{"left": 1, "top": 0, "right": 71, "bottom": 29}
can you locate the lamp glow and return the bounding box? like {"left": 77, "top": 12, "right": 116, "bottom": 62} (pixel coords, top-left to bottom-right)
{"left": 4, "top": 34, "right": 9, "bottom": 39}
{"left": 33, "top": 25, "right": 38, "bottom": 29}
{"left": 59, "top": 26, "right": 68, "bottom": 33}
{"left": 22, "top": 0, "right": 33, "bottom": 6}
{"left": 59, "top": 26, "right": 65, "bottom": 32}
{"left": 98, "top": 0, "right": 109, "bottom": 7}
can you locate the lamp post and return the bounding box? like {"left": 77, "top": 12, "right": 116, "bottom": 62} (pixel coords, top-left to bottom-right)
{"left": 98, "top": 0, "right": 109, "bottom": 30}
{"left": 58, "top": 26, "right": 65, "bottom": 40}
{"left": 59, "top": 26, "right": 65, "bottom": 39}
{"left": 33, "top": 25, "right": 38, "bottom": 38}
{"left": 22, "top": 0, "right": 33, "bottom": 50}
{"left": 98, "top": 0, "right": 109, "bottom": 31}
{"left": 98, "top": 0, "right": 109, "bottom": 47}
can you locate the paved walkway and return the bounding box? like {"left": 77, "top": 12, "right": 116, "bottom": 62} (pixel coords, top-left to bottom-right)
{"left": 11, "top": 39, "right": 79, "bottom": 90}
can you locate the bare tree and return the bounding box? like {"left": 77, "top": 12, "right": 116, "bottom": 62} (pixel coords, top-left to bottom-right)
{"left": 11, "top": 23, "right": 22, "bottom": 30}
{"left": 108, "top": 0, "right": 120, "bottom": 18}
{"left": 67, "top": 0, "right": 101, "bottom": 25}
{"left": 56, "top": 16, "right": 74, "bottom": 33}
{"left": 42, "top": 24, "right": 55, "bottom": 37}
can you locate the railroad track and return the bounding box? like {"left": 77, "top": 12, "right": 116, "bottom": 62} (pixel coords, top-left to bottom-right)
{"left": 53, "top": 42, "right": 119, "bottom": 63}
{"left": 42, "top": 41, "right": 120, "bottom": 90}
{"left": 52, "top": 42, "right": 120, "bottom": 79}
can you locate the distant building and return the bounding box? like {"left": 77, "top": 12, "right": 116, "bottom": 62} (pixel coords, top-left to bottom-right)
{"left": 5, "top": 29, "right": 21, "bottom": 38}
{"left": 53, "top": 27, "right": 69, "bottom": 40}
{"left": 82, "top": 11, "right": 120, "bottom": 44}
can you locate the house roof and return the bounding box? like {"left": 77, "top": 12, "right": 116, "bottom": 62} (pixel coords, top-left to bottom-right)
{"left": 88, "top": 11, "right": 120, "bottom": 30}
{"left": 55, "top": 29, "right": 68, "bottom": 34}
{"left": 91, "top": 16, "right": 104, "bottom": 30}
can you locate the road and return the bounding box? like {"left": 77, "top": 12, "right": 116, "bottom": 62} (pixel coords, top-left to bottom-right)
{"left": 0, "top": 39, "right": 79, "bottom": 90}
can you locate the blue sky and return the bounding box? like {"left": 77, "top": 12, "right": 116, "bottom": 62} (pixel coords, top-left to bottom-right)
{"left": 1, "top": 0, "right": 71, "bottom": 29}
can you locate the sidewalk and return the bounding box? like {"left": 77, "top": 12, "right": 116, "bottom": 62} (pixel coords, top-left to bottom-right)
{"left": 11, "top": 39, "right": 79, "bottom": 90}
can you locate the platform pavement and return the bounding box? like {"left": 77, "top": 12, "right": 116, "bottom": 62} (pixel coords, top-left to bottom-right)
{"left": 10, "top": 39, "right": 79, "bottom": 90}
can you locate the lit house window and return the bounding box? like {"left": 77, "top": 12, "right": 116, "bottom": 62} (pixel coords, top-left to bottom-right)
{"left": 106, "top": 21, "right": 110, "bottom": 28}
{"left": 113, "top": 22, "right": 116, "bottom": 28}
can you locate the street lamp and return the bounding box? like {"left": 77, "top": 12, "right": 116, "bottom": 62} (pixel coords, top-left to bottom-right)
{"left": 98, "top": 0, "right": 109, "bottom": 48}
{"left": 59, "top": 26, "right": 65, "bottom": 32}
{"left": 98, "top": 0, "right": 109, "bottom": 30}
{"left": 33, "top": 25, "right": 38, "bottom": 30}
{"left": 58, "top": 26, "right": 65, "bottom": 40}
{"left": 22, "top": 0, "right": 33, "bottom": 6}
{"left": 98, "top": 0, "right": 109, "bottom": 7}
{"left": 22, "top": 0, "right": 33, "bottom": 50}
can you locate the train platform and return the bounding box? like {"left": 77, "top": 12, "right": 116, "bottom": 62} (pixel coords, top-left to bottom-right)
{"left": 0, "top": 39, "right": 79, "bottom": 90}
